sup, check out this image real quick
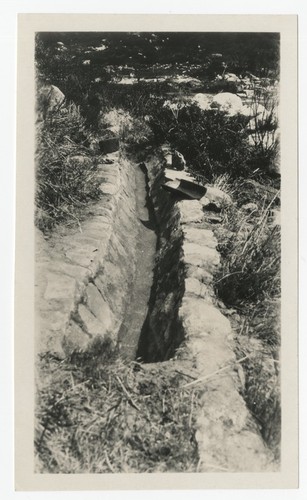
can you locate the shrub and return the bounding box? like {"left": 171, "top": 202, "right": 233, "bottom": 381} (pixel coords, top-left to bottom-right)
{"left": 149, "top": 103, "right": 252, "bottom": 180}
{"left": 245, "top": 88, "right": 280, "bottom": 181}
{"left": 95, "top": 82, "right": 168, "bottom": 118}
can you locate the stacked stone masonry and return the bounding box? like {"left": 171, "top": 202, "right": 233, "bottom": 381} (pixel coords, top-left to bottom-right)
{"left": 35, "top": 153, "right": 139, "bottom": 357}
{"left": 142, "top": 155, "right": 276, "bottom": 472}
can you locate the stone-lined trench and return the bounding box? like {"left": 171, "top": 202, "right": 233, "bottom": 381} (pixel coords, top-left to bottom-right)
{"left": 36, "top": 150, "right": 277, "bottom": 472}
{"left": 117, "top": 163, "right": 157, "bottom": 360}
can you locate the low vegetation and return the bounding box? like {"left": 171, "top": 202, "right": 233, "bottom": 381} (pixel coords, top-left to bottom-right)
{"left": 35, "top": 103, "right": 102, "bottom": 233}
{"left": 213, "top": 178, "right": 281, "bottom": 456}
{"left": 35, "top": 340, "right": 202, "bottom": 473}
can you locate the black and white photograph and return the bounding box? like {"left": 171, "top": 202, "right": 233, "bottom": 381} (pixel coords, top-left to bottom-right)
{"left": 13, "top": 13, "right": 298, "bottom": 491}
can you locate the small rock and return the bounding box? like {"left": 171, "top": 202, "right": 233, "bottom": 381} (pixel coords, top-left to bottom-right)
{"left": 269, "top": 209, "right": 281, "bottom": 227}
{"left": 180, "top": 297, "right": 232, "bottom": 338}
{"left": 203, "top": 214, "right": 223, "bottom": 224}
{"left": 68, "top": 155, "right": 92, "bottom": 167}
{"left": 172, "top": 150, "right": 186, "bottom": 171}
{"left": 164, "top": 153, "right": 173, "bottom": 167}
{"left": 224, "top": 72, "right": 241, "bottom": 83}
{"left": 37, "top": 84, "right": 65, "bottom": 118}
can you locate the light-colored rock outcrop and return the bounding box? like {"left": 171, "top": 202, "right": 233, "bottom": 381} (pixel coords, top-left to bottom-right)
{"left": 211, "top": 92, "right": 243, "bottom": 116}
{"left": 192, "top": 93, "right": 211, "bottom": 111}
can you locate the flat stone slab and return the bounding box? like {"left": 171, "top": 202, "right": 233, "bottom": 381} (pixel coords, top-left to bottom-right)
{"left": 180, "top": 297, "right": 232, "bottom": 339}
{"left": 184, "top": 277, "right": 214, "bottom": 303}
{"left": 164, "top": 168, "right": 195, "bottom": 182}
{"left": 44, "top": 273, "right": 76, "bottom": 301}
{"left": 78, "top": 304, "right": 105, "bottom": 337}
{"left": 85, "top": 283, "right": 114, "bottom": 329}
{"left": 178, "top": 200, "right": 204, "bottom": 224}
{"left": 183, "top": 242, "right": 220, "bottom": 271}
{"left": 63, "top": 320, "right": 91, "bottom": 354}
{"left": 182, "top": 226, "right": 217, "bottom": 249}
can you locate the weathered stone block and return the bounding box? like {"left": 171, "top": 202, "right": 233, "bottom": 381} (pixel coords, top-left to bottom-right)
{"left": 184, "top": 277, "right": 214, "bottom": 302}
{"left": 200, "top": 186, "right": 232, "bottom": 207}
{"left": 85, "top": 283, "right": 114, "bottom": 328}
{"left": 62, "top": 320, "right": 91, "bottom": 354}
{"left": 78, "top": 304, "right": 105, "bottom": 336}
{"left": 186, "top": 266, "right": 214, "bottom": 284}
{"left": 44, "top": 273, "right": 76, "bottom": 301}
{"left": 183, "top": 226, "right": 217, "bottom": 249}
{"left": 178, "top": 200, "right": 204, "bottom": 223}
{"left": 183, "top": 242, "right": 220, "bottom": 271}
{"left": 179, "top": 297, "right": 232, "bottom": 338}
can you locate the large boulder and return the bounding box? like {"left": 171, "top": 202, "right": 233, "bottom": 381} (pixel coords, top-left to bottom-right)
{"left": 192, "top": 93, "right": 211, "bottom": 111}
{"left": 224, "top": 73, "right": 241, "bottom": 83}
{"left": 210, "top": 92, "right": 243, "bottom": 116}
{"left": 37, "top": 84, "right": 65, "bottom": 119}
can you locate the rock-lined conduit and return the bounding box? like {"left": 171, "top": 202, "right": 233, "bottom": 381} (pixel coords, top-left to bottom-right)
{"left": 36, "top": 148, "right": 276, "bottom": 472}
{"left": 117, "top": 162, "right": 157, "bottom": 360}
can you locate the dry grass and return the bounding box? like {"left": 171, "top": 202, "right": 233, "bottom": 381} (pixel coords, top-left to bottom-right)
{"left": 215, "top": 197, "right": 280, "bottom": 309}
{"left": 35, "top": 104, "right": 102, "bottom": 233}
{"left": 213, "top": 191, "right": 281, "bottom": 457}
{"left": 35, "top": 339, "right": 202, "bottom": 473}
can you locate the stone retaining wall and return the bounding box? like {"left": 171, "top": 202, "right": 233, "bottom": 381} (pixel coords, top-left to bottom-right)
{"left": 139, "top": 154, "right": 275, "bottom": 472}
{"left": 35, "top": 153, "right": 139, "bottom": 357}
